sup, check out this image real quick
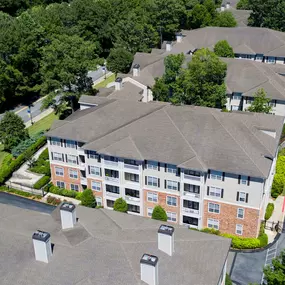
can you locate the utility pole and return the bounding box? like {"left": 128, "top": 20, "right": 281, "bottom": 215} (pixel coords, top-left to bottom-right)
{"left": 28, "top": 105, "right": 33, "bottom": 125}
{"left": 159, "top": 26, "right": 163, "bottom": 48}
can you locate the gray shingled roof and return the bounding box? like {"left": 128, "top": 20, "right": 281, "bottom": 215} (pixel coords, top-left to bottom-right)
{"left": 47, "top": 100, "right": 284, "bottom": 178}
{"left": 0, "top": 203, "right": 230, "bottom": 285}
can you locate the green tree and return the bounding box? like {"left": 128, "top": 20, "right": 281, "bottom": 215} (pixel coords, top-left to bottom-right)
{"left": 236, "top": 0, "right": 251, "bottom": 10}
{"left": 152, "top": 205, "right": 168, "bottom": 221}
{"left": 247, "top": 88, "right": 272, "bottom": 114}
{"left": 214, "top": 40, "right": 235, "bottom": 58}
{"left": 106, "top": 47, "right": 134, "bottom": 74}
{"left": 271, "top": 174, "right": 285, "bottom": 198}
{"left": 80, "top": 189, "right": 96, "bottom": 208}
{"left": 113, "top": 197, "right": 128, "bottom": 213}
{"left": 263, "top": 250, "right": 285, "bottom": 285}
{"left": 213, "top": 11, "right": 237, "bottom": 27}
{"left": 190, "top": 4, "right": 212, "bottom": 29}
{"left": 0, "top": 111, "right": 29, "bottom": 151}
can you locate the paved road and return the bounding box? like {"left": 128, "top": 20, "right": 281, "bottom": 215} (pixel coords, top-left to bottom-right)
{"left": 0, "top": 192, "right": 55, "bottom": 214}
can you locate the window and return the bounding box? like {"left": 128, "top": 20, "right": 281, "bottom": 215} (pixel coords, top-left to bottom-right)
{"left": 183, "top": 200, "right": 199, "bottom": 210}
{"left": 184, "top": 184, "right": 200, "bottom": 194}
{"left": 147, "top": 176, "right": 158, "bottom": 187}
{"left": 184, "top": 170, "right": 200, "bottom": 177}
{"left": 90, "top": 166, "right": 101, "bottom": 176}
{"left": 66, "top": 140, "right": 76, "bottom": 148}
{"left": 125, "top": 188, "right": 140, "bottom": 198}
{"left": 241, "top": 176, "right": 247, "bottom": 185}
{"left": 209, "top": 186, "right": 223, "bottom": 198}
{"left": 183, "top": 216, "right": 198, "bottom": 226}
{"left": 125, "top": 172, "right": 139, "bottom": 183}
{"left": 105, "top": 169, "right": 119, "bottom": 178}
{"left": 106, "top": 199, "right": 115, "bottom": 208}
{"left": 124, "top": 159, "right": 139, "bottom": 166}
{"left": 167, "top": 196, "right": 177, "bottom": 207}
{"left": 207, "top": 218, "right": 219, "bottom": 230}
{"left": 128, "top": 204, "right": 140, "bottom": 213}
{"left": 147, "top": 192, "right": 158, "bottom": 203}
{"left": 210, "top": 171, "right": 222, "bottom": 180}
{"left": 166, "top": 180, "right": 178, "bottom": 191}
{"left": 167, "top": 212, "right": 177, "bottom": 222}
{"left": 89, "top": 151, "right": 97, "bottom": 159}
{"left": 167, "top": 164, "right": 176, "bottom": 173}
{"left": 51, "top": 138, "right": 61, "bottom": 146}
{"left": 237, "top": 191, "right": 248, "bottom": 203}
{"left": 232, "top": 93, "right": 241, "bottom": 100}
{"left": 208, "top": 202, "right": 220, "bottom": 214}
{"left": 55, "top": 167, "right": 64, "bottom": 176}
{"left": 237, "top": 208, "right": 244, "bottom": 219}
{"left": 69, "top": 169, "right": 78, "bottom": 179}
{"left": 147, "top": 161, "right": 158, "bottom": 170}
{"left": 56, "top": 181, "right": 65, "bottom": 188}
{"left": 67, "top": 154, "right": 77, "bottom": 164}
{"left": 106, "top": 184, "right": 119, "bottom": 194}
{"left": 256, "top": 54, "right": 263, "bottom": 61}
{"left": 70, "top": 184, "right": 79, "bottom": 191}
{"left": 147, "top": 207, "right": 153, "bottom": 217}
{"left": 105, "top": 155, "right": 118, "bottom": 162}
{"left": 269, "top": 100, "right": 276, "bottom": 107}
{"left": 96, "top": 196, "right": 102, "bottom": 206}
{"left": 267, "top": 57, "right": 276, "bottom": 63}
{"left": 91, "top": 181, "right": 101, "bottom": 192}
{"left": 52, "top": 152, "right": 63, "bottom": 162}
{"left": 236, "top": 224, "right": 243, "bottom": 235}
{"left": 231, "top": 105, "right": 239, "bottom": 111}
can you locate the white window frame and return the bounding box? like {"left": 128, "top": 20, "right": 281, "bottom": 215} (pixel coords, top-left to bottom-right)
{"left": 209, "top": 186, "right": 222, "bottom": 198}
{"left": 70, "top": 184, "right": 79, "bottom": 191}
{"left": 53, "top": 152, "right": 63, "bottom": 162}
{"left": 237, "top": 208, "right": 244, "bottom": 219}
{"left": 236, "top": 224, "right": 243, "bottom": 235}
{"left": 267, "top": 57, "right": 276, "bottom": 63}
{"left": 147, "top": 176, "right": 158, "bottom": 187}
{"left": 208, "top": 202, "right": 220, "bottom": 214}
{"left": 166, "top": 196, "right": 177, "bottom": 207}
{"left": 239, "top": 191, "right": 247, "bottom": 203}
{"left": 232, "top": 93, "right": 241, "bottom": 100}
{"left": 66, "top": 140, "right": 76, "bottom": 148}
{"left": 69, "top": 169, "right": 78, "bottom": 179}
{"left": 210, "top": 171, "right": 222, "bottom": 180}
{"left": 51, "top": 138, "right": 61, "bottom": 146}
{"left": 147, "top": 161, "right": 158, "bottom": 170}
{"left": 167, "top": 164, "right": 176, "bottom": 174}
{"left": 167, "top": 212, "right": 177, "bottom": 222}
{"left": 90, "top": 166, "right": 101, "bottom": 176}
{"left": 147, "top": 192, "right": 158, "bottom": 203}
{"left": 147, "top": 207, "right": 153, "bottom": 217}
{"left": 67, "top": 154, "right": 77, "bottom": 164}
{"left": 55, "top": 167, "right": 64, "bottom": 177}
{"left": 96, "top": 196, "right": 102, "bottom": 206}
{"left": 241, "top": 175, "right": 247, "bottom": 185}
{"left": 166, "top": 180, "right": 178, "bottom": 191}
{"left": 56, "top": 181, "right": 65, "bottom": 189}
{"left": 207, "top": 218, "right": 219, "bottom": 230}
{"left": 91, "top": 181, "right": 101, "bottom": 192}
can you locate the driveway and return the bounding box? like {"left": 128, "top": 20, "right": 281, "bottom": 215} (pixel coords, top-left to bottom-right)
{"left": 0, "top": 192, "right": 55, "bottom": 214}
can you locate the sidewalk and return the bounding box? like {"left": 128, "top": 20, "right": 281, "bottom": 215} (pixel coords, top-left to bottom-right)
{"left": 25, "top": 108, "right": 53, "bottom": 128}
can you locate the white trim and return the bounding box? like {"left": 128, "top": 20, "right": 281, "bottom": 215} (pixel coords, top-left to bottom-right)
{"left": 235, "top": 224, "right": 243, "bottom": 235}
{"left": 69, "top": 168, "right": 78, "bottom": 179}
{"left": 208, "top": 202, "right": 220, "bottom": 214}
{"left": 237, "top": 208, "right": 245, "bottom": 219}
{"left": 91, "top": 180, "right": 101, "bottom": 192}
{"left": 147, "top": 192, "right": 158, "bottom": 203}
{"left": 166, "top": 195, "right": 177, "bottom": 207}
{"left": 70, "top": 183, "right": 79, "bottom": 191}
{"left": 204, "top": 198, "right": 259, "bottom": 210}
{"left": 56, "top": 180, "right": 65, "bottom": 188}
{"left": 147, "top": 207, "right": 153, "bottom": 217}
{"left": 207, "top": 218, "right": 219, "bottom": 230}
{"left": 55, "top": 166, "right": 64, "bottom": 177}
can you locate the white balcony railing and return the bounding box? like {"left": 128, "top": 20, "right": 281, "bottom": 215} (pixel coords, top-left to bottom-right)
{"left": 105, "top": 176, "right": 119, "bottom": 183}
{"left": 183, "top": 207, "right": 199, "bottom": 215}
{"left": 81, "top": 177, "right": 87, "bottom": 185}
{"left": 124, "top": 163, "right": 139, "bottom": 170}
{"left": 184, "top": 174, "right": 201, "bottom": 182}
{"left": 106, "top": 191, "right": 120, "bottom": 198}
{"left": 104, "top": 160, "right": 119, "bottom": 167}
{"left": 77, "top": 147, "right": 85, "bottom": 156}
{"left": 183, "top": 191, "right": 200, "bottom": 199}
{"left": 125, "top": 195, "right": 140, "bottom": 202}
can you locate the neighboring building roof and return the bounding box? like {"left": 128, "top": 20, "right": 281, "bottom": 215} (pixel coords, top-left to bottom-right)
{"left": 0, "top": 203, "right": 230, "bottom": 285}
{"left": 229, "top": 9, "right": 251, "bottom": 27}
{"left": 169, "top": 27, "right": 285, "bottom": 56}
{"left": 47, "top": 99, "right": 284, "bottom": 178}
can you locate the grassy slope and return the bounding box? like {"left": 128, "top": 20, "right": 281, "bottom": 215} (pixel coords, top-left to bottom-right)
{"left": 94, "top": 74, "right": 115, "bottom": 89}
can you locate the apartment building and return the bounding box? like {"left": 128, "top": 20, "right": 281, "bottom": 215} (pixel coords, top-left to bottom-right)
{"left": 46, "top": 97, "right": 284, "bottom": 238}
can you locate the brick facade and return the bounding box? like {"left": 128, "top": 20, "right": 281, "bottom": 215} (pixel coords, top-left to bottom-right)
{"left": 143, "top": 189, "right": 180, "bottom": 223}
{"left": 203, "top": 200, "right": 260, "bottom": 238}
{"left": 87, "top": 178, "right": 104, "bottom": 205}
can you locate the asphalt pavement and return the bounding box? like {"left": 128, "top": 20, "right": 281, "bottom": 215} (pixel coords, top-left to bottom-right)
{"left": 0, "top": 192, "right": 55, "bottom": 214}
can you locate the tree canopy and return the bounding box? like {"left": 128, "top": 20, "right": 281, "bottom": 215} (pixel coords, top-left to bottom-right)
{"left": 113, "top": 197, "right": 128, "bottom": 212}
{"left": 214, "top": 40, "right": 235, "bottom": 58}
{"left": 247, "top": 88, "right": 272, "bottom": 114}
{"left": 236, "top": 0, "right": 251, "bottom": 10}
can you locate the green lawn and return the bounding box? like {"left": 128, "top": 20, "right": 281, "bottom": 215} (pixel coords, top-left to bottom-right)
{"left": 94, "top": 74, "right": 115, "bottom": 89}
{"left": 0, "top": 144, "right": 9, "bottom": 167}
{"left": 28, "top": 112, "right": 59, "bottom": 136}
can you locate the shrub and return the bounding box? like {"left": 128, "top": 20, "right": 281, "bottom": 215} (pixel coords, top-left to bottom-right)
{"left": 80, "top": 189, "right": 96, "bottom": 208}
{"left": 34, "top": 176, "right": 50, "bottom": 189}
{"left": 265, "top": 203, "right": 274, "bottom": 221}
{"left": 225, "top": 274, "right": 232, "bottom": 285}
{"left": 271, "top": 174, "right": 285, "bottom": 198}
{"left": 151, "top": 205, "right": 167, "bottom": 221}
{"left": 276, "top": 156, "right": 285, "bottom": 175}
{"left": 201, "top": 227, "right": 221, "bottom": 235}
{"left": 47, "top": 196, "right": 61, "bottom": 205}
{"left": 75, "top": 192, "right": 83, "bottom": 200}
{"left": 113, "top": 197, "right": 128, "bottom": 212}
{"left": 214, "top": 40, "right": 235, "bottom": 58}
{"left": 221, "top": 233, "right": 261, "bottom": 249}
{"left": 48, "top": 185, "right": 78, "bottom": 199}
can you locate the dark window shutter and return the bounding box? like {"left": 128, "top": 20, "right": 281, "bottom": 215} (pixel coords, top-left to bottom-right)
{"left": 61, "top": 139, "right": 63, "bottom": 147}
{"left": 176, "top": 168, "right": 181, "bottom": 177}
{"left": 208, "top": 170, "right": 211, "bottom": 178}
{"left": 145, "top": 160, "right": 148, "bottom": 169}
{"left": 164, "top": 180, "right": 167, "bottom": 189}
{"left": 145, "top": 176, "right": 147, "bottom": 185}
{"left": 207, "top": 186, "right": 209, "bottom": 195}
{"left": 88, "top": 166, "right": 90, "bottom": 174}
{"left": 51, "top": 152, "right": 54, "bottom": 160}
{"left": 87, "top": 151, "right": 89, "bottom": 159}
{"left": 158, "top": 178, "right": 160, "bottom": 188}
{"left": 100, "top": 168, "right": 102, "bottom": 176}
{"left": 158, "top": 162, "right": 160, "bottom": 171}
{"left": 165, "top": 164, "right": 167, "bottom": 172}
{"left": 76, "top": 157, "right": 79, "bottom": 165}
{"left": 238, "top": 175, "right": 241, "bottom": 184}
{"left": 178, "top": 182, "right": 180, "bottom": 191}
{"left": 246, "top": 193, "right": 249, "bottom": 203}
{"left": 247, "top": 177, "right": 250, "bottom": 186}
{"left": 236, "top": 191, "right": 240, "bottom": 201}
{"left": 222, "top": 172, "right": 225, "bottom": 181}
{"left": 98, "top": 155, "right": 101, "bottom": 163}
{"left": 63, "top": 154, "right": 65, "bottom": 162}
{"left": 221, "top": 189, "right": 224, "bottom": 198}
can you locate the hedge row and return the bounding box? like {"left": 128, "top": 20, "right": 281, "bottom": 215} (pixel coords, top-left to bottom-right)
{"left": 0, "top": 136, "right": 47, "bottom": 184}
{"left": 265, "top": 203, "right": 275, "bottom": 221}
{"left": 34, "top": 175, "right": 50, "bottom": 189}
{"left": 29, "top": 148, "right": 50, "bottom": 176}
{"left": 0, "top": 186, "right": 42, "bottom": 199}
{"left": 48, "top": 185, "right": 82, "bottom": 200}
{"left": 271, "top": 155, "right": 285, "bottom": 198}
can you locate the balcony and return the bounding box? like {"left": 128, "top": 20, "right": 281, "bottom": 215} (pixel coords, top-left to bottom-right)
{"left": 77, "top": 147, "right": 85, "bottom": 156}
{"left": 183, "top": 191, "right": 200, "bottom": 199}
{"left": 81, "top": 177, "right": 87, "bottom": 185}
{"left": 125, "top": 195, "right": 140, "bottom": 202}
{"left": 124, "top": 163, "right": 139, "bottom": 171}
{"left": 105, "top": 176, "right": 119, "bottom": 183}
{"left": 184, "top": 174, "right": 201, "bottom": 182}
{"left": 104, "top": 160, "right": 119, "bottom": 167}
{"left": 106, "top": 191, "right": 120, "bottom": 198}
{"left": 182, "top": 207, "right": 199, "bottom": 215}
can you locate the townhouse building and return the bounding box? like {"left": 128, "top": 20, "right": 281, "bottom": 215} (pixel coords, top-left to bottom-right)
{"left": 46, "top": 97, "right": 284, "bottom": 238}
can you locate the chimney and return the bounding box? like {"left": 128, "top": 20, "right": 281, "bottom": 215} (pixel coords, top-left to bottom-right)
{"left": 115, "top": 77, "right": 123, "bottom": 90}
{"left": 60, "top": 202, "right": 76, "bottom": 230}
{"left": 166, "top": 41, "right": 172, "bottom": 52}
{"left": 140, "top": 254, "right": 159, "bottom": 285}
{"left": 175, "top": 32, "right": 183, "bottom": 43}
{"left": 226, "top": 1, "right": 230, "bottom": 9}
{"left": 133, "top": 64, "right": 140, "bottom": 77}
{"left": 32, "top": 230, "right": 52, "bottom": 263}
{"left": 158, "top": 225, "right": 175, "bottom": 256}
{"left": 221, "top": 4, "right": 225, "bottom": 11}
